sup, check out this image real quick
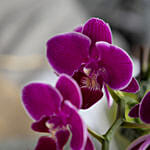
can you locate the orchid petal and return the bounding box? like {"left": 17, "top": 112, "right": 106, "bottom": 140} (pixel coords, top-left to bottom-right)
{"left": 83, "top": 18, "right": 112, "bottom": 45}
{"left": 22, "top": 83, "right": 62, "bottom": 120}
{"left": 128, "top": 104, "right": 140, "bottom": 118}
{"left": 62, "top": 101, "right": 87, "bottom": 150}
{"left": 121, "top": 78, "right": 140, "bottom": 93}
{"left": 140, "top": 92, "right": 150, "bottom": 124}
{"left": 81, "top": 87, "right": 103, "bottom": 109}
{"left": 128, "top": 141, "right": 145, "bottom": 150}
{"left": 84, "top": 136, "right": 95, "bottom": 150}
{"left": 35, "top": 136, "right": 57, "bottom": 150}
{"left": 104, "top": 84, "right": 113, "bottom": 108}
{"left": 74, "top": 25, "right": 83, "bottom": 33}
{"left": 31, "top": 116, "right": 50, "bottom": 133}
{"left": 127, "top": 135, "right": 150, "bottom": 150}
{"left": 96, "top": 42, "right": 133, "bottom": 90}
{"left": 56, "top": 74, "right": 82, "bottom": 109}
{"left": 139, "top": 138, "right": 150, "bottom": 150}
{"left": 56, "top": 129, "right": 70, "bottom": 149}
{"left": 47, "top": 32, "right": 91, "bottom": 75}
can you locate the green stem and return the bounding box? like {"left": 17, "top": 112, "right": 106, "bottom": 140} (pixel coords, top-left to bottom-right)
{"left": 121, "top": 121, "right": 150, "bottom": 129}
{"left": 88, "top": 89, "right": 126, "bottom": 150}
{"left": 88, "top": 127, "right": 105, "bottom": 143}
{"left": 105, "top": 118, "right": 123, "bottom": 141}
{"left": 102, "top": 139, "right": 109, "bottom": 150}
{"left": 101, "top": 89, "right": 125, "bottom": 150}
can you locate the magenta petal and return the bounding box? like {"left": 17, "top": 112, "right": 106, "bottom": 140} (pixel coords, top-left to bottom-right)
{"left": 47, "top": 32, "right": 91, "bottom": 75}
{"left": 56, "top": 129, "right": 70, "bottom": 149}
{"left": 62, "top": 101, "right": 87, "bottom": 150}
{"left": 121, "top": 78, "right": 140, "bottom": 93}
{"left": 84, "top": 136, "right": 95, "bottom": 150}
{"left": 127, "top": 135, "right": 150, "bottom": 150}
{"left": 81, "top": 87, "right": 103, "bottom": 109}
{"left": 83, "top": 18, "right": 112, "bottom": 45}
{"left": 56, "top": 74, "right": 82, "bottom": 109}
{"left": 96, "top": 42, "right": 133, "bottom": 90}
{"left": 35, "top": 136, "right": 57, "bottom": 150}
{"left": 128, "top": 140, "right": 145, "bottom": 150}
{"left": 104, "top": 84, "right": 113, "bottom": 108}
{"left": 22, "top": 83, "right": 62, "bottom": 120}
{"left": 31, "top": 116, "right": 50, "bottom": 133}
{"left": 139, "top": 138, "right": 150, "bottom": 150}
{"left": 74, "top": 25, "right": 83, "bottom": 33}
{"left": 139, "top": 92, "right": 150, "bottom": 124}
{"left": 128, "top": 104, "right": 140, "bottom": 118}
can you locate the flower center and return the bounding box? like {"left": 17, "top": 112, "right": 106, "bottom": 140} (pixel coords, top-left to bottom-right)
{"left": 81, "top": 67, "right": 100, "bottom": 90}
{"left": 81, "top": 75, "right": 99, "bottom": 89}
{"left": 45, "top": 115, "right": 67, "bottom": 139}
{"left": 46, "top": 122, "right": 57, "bottom": 138}
{"left": 82, "top": 61, "right": 108, "bottom": 90}
{"left": 46, "top": 121, "right": 67, "bottom": 139}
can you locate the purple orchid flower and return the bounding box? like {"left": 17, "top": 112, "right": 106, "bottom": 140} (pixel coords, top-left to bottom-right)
{"left": 129, "top": 91, "right": 150, "bottom": 124}
{"left": 127, "top": 134, "right": 150, "bottom": 150}
{"left": 47, "top": 17, "right": 139, "bottom": 109}
{"left": 22, "top": 74, "right": 95, "bottom": 150}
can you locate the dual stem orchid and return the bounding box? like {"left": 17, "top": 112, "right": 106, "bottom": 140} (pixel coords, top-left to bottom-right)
{"left": 21, "top": 17, "right": 150, "bottom": 150}
{"left": 88, "top": 89, "right": 150, "bottom": 150}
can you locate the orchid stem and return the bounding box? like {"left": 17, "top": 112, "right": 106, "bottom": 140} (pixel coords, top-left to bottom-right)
{"left": 102, "top": 139, "right": 109, "bottom": 150}
{"left": 88, "top": 89, "right": 125, "bottom": 150}
{"left": 121, "top": 121, "right": 150, "bottom": 129}
{"left": 101, "top": 88, "right": 125, "bottom": 150}
{"left": 88, "top": 127, "right": 105, "bottom": 143}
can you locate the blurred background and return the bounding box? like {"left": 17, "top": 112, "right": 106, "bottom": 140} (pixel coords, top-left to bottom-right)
{"left": 0, "top": 0, "right": 149, "bottom": 149}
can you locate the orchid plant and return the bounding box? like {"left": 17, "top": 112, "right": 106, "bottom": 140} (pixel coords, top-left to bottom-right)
{"left": 21, "top": 18, "right": 150, "bottom": 150}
